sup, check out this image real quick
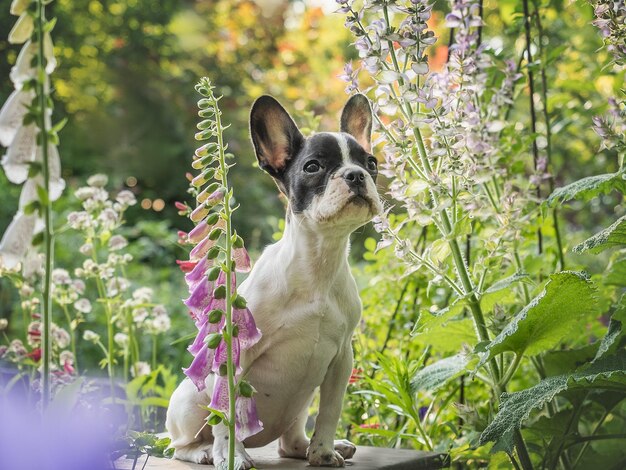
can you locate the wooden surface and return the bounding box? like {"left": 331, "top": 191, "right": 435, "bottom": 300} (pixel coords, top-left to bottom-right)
{"left": 116, "top": 441, "right": 449, "bottom": 470}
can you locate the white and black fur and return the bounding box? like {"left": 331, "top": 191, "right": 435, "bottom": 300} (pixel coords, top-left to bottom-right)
{"left": 166, "top": 94, "right": 383, "bottom": 468}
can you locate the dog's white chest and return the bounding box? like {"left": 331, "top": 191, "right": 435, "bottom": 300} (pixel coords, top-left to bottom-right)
{"left": 235, "top": 237, "right": 361, "bottom": 444}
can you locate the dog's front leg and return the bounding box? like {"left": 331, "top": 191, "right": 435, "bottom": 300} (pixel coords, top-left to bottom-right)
{"left": 307, "top": 345, "right": 357, "bottom": 467}
{"left": 211, "top": 423, "right": 255, "bottom": 470}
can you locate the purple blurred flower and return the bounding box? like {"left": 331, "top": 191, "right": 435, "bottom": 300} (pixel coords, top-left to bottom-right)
{"left": 0, "top": 395, "right": 116, "bottom": 470}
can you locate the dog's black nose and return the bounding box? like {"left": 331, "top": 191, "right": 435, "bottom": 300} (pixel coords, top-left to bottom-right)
{"left": 343, "top": 168, "right": 366, "bottom": 189}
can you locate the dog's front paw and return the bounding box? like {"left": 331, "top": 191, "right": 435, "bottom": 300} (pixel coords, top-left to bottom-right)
{"left": 212, "top": 444, "right": 255, "bottom": 470}
{"left": 172, "top": 443, "right": 213, "bottom": 464}
{"left": 307, "top": 446, "right": 345, "bottom": 467}
{"left": 334, "top": 439, "right": 356, "bottom": 460}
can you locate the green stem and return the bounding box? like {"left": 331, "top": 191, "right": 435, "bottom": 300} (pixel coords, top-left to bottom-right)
{"left": 61, "top": 305, "right": 78, "bottom": 372}
{"left": 571, "top": 409, "right": 612, "bottom": 468}
{"left": 522, "top": 0, "right": 544, "bottom": 256}
{"left": 532, "top": 1, "right": 566, "bottom": 271}
{"left": 35, "top": 0, "right": 53, "bottom": 409}
{"left": 499, "top": 353, "right": 522, "bottom": 389}
{"left": 91, "top": 246, "right": 116, "bottom": 402}
{"left": 151, "top": 335, "right": 157, "bottom": 372}
{"left": 212, "top": 87, "right": 236, "bottom": 470}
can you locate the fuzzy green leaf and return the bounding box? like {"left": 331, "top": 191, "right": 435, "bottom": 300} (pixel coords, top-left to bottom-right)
{"left": 595, "top": 296, "right": 626, "bottom": 361}
{"left": 547, "top": 171, "right": 626, "bottom": 205}
{"left": 411, "top": 353, "right": 470, "bottom": 393}
{"left": 481, "top": 272, "right": 597, "bottom": 362}
{"left": 572, "top": 216, "right": 626, "bottom": 254}
{"left": 485, "top": 272, "right": 530, "bottom": 294}
{"left": 479, "top": 349, "right": 626, "bottom": 453}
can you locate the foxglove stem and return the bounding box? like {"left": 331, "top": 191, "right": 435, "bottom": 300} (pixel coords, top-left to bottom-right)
{"left": 36, "top": 0, "right": 53, "bottom": 409}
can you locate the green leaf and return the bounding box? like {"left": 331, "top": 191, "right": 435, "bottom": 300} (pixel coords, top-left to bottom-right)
{"left": 594, "top": 296, "right": 626, "bottom": 361}
{"left": 605, "top": 253, "right": 626, "bottom": 286}
{"left": 36, "top": 184, "right": 49, "bottom": 205}
{"left": 484, "top": 272, "right": 530, "bottom": 294}
{"left": 547, "top": 171, "right": 626, "bottom": 206}
{"left": 479, "top": 350, "right": 626, "bottom": 453}
{"left": 411, "top": 353, "right": 470, "bottom": 393}
{"left": 572, "top": 216, "right": 626, "bottom": 254}
{"left": 480, "top": 272, "right": 597, "bottom": 363}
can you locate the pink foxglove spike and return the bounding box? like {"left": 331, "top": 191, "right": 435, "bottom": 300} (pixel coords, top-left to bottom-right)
{"left": 189, "top": 234, "right": 216, "bottom": 261}
{"left": 233, "top": 308, "right": 262, "bottom": 350}
{"left": 183, "top": 276, "right": 212, "bottom": 318}
{"left": 235, "top": 396, "right": 264, "bottom": 442}
{"left": 209, "top": 374, "right": 230, "bottom": 412}
{"left": 183, "top": 343, "right": 216, "bottom": 391}
{"left": 233, "top": 246, "right": 252, "bottom": 273}
{"left": 212, "top": 336, "right": 241, "bottom": 375}
{"left": 184, "top": 256, "right": 210, "bottom": 293}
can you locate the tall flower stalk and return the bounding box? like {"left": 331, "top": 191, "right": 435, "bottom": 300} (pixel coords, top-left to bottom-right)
{"left": 179, "top": 78, "right": 262, "bottom": 470}
{"left": 1, "top": 0, "right": 65, "bottom": 408}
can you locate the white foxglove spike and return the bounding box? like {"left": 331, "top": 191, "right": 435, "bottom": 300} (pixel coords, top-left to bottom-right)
{"left": 22, "top": 249, "right": 44, "bottom": 278}
{"left": 8, "top": 13, "right": 34, "bottom": 44}
{"left": 0, "top": 212, "right": 36, "bottom": 269}
{"left": 45, "top": 143, "right": 65, "bottom": 200}
{"left": 43, "top": 32, "right": 57, "bottom": 75}
{"left": 10, "top": 0, "right": 31, "bottom": 16}
{"left": 10, "top": 40, "right": 36, "bottom": 86}
{"left": 1, "top": 124, "right": 36, "bottom": 183}
{"left": 0, "top": 88, "right": 34, "bottom": 147}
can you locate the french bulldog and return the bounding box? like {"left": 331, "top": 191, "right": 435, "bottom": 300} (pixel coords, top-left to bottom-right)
{"left": 166, "top": 94, "right": 382, "bottom": 468}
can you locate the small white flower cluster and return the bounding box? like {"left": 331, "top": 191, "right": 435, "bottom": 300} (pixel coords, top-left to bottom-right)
{"left": 50, "top": 268, "right": 90, "bottom": 313}
{"left": 67, "top": 174, "right": 136, "bottom": 236}
{"left": 118, "top": 287, "right": 171, "bottom": 335}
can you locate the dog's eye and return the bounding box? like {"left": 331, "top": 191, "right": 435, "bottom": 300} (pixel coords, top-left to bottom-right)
{"left": 304, "top": 160, "right": 321, "bottom": 173}
{"left": 367, "top": 156, "right": 378, "bottom": 172}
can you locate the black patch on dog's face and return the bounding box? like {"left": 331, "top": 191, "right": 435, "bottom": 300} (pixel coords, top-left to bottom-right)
{"left": 278, "top": 132, "right": 378, "bottom": 213}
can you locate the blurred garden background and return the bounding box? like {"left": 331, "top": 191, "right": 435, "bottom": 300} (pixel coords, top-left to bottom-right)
{"left": 1, "top": 0, "right": 625, "bottom": 468}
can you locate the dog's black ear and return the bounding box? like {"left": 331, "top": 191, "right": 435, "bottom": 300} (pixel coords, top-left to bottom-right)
{"left": 250, "top": 96, "right": 304, "bottom": 178}
{"left": 340, "top": 94, "right": 373, "bottom": 153}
